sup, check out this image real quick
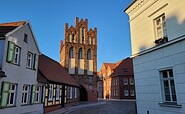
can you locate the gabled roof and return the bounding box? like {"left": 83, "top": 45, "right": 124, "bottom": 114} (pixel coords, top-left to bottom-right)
{"left": 38, "top": 54, "right": 79, "bottom": 87}
{"left": 0, "top": 21, "right": 26, "bottom": 37}
{"left": 111, "top": 58, "right": 133, "bottom": 77}
{"left": 0, "top": 21, "right": 40, "bottom": 53}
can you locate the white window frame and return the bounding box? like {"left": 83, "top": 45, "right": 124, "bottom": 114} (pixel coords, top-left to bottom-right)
{"left": 48, "top": 84, "right": 53, "bottom": 101}
{"left": 12, "top": 46, "right": 21, "bottom": 65}
{"left": 130, "top": 90, "right": 135, "bottom": 96}
{"left": 56, "top": 85, "right": 60, "bottom": 100}
{"left": 70, "top": 87, "right": 73, "bottom": 99}
{"left": 124, "top": 89, "right": 129, "bottom": 97}
{"left": 21, "top": 85, "right": 30, "bottom": 105}
{"left": 27, "top": 52, "right": 33, "bottom": 68}
{"left": 123, "top": 78, "right": 128, "bottom": 85}
{"left": 74, "top": 88, "right": 77, "bottom": 99}
{"left": 154, "top": 14, "right": 167, "bottom": 39}
{"left": 160, "top": 69, "right": 177, "bottom": 103}
{"left": 129, "top": 78, "right": 134, "bottom": 85}
{"left": 34, "top": 86, "right": 40, "bottom": 103}
{"left": 115, "top": 79, "right": 118, "bottom": 85}
{"left": 7, "top": 84, "right": 17, "bottom": 106}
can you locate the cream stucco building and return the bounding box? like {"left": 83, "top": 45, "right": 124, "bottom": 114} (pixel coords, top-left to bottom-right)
{"left": 125, "top": 0, "right": 185, "bottom": 114}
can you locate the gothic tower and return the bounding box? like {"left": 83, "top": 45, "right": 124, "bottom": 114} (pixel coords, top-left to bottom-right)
{"left": 60, "top": 17, "right": 97, "bottom": 101}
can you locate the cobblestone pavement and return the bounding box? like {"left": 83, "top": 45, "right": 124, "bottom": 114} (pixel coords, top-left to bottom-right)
{"left": 67, "top": 100, "right": 136, "bottom": 114}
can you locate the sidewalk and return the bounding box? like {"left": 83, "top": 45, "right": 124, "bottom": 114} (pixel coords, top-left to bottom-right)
{"left": 46, "top": 101, "right": 106, "bottom": 114}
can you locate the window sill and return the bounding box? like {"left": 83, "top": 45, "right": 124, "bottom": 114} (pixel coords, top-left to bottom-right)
{"left": 0, "top": 105, "right": 16, "bottom": 109}
{"left": 21, "top": 104, "right": 31, "bottom": 106}
{"left": 159, "top": 102, "right": 182, "bottom": 108}
{"left": 26, "top": 67, "right": 36, "bottom": 71}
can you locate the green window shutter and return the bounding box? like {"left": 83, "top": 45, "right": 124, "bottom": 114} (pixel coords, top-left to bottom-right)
{"left": 30, "top": 85, "right": 36, "bottom": 104}
{"left": 42, "top": 86, "right": 45, "bottom": 103}
{"left": 0, "top": 81, "right": 10, "bottom": 108}
{"left": 33, "top": 54, "right": 39, "bottom": 70}
{"left": 6, "top": 41, "right": 15, "bottom": 62}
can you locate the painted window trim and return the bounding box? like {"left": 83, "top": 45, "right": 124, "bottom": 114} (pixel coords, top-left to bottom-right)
{"left": 21, "top": 85, "right": 30, "bottom": 105}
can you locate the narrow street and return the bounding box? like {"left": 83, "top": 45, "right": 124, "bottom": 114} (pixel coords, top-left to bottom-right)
{"left": 67, "top": 100, "right": 136, "bottom": 114}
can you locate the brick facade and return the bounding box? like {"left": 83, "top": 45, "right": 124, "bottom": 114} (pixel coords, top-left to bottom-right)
{"left": 60, "top": 17, "right": 97, "bottom": 101}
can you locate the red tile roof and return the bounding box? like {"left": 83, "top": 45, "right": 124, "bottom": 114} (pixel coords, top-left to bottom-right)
{"left": 38, "top": 54, "right": 79, "bottom": 87}
{"left": 111, "top": 58, "right": 133, "bottom": 77}
{"left": 0, "top": 21, "right": 25, "bottom": 37}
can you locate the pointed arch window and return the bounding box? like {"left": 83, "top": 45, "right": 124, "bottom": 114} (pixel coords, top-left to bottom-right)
{"left": 87, "top": 49, "right": 91, "bottom": 60}
{"left": 72, "top": 34, "right": 75, "bottom": 43}
{"left": 69, "top": 47, "right": 74, "bottom": 58}
{"left": 78, "top": 48, "right": 83, "bottom": 59}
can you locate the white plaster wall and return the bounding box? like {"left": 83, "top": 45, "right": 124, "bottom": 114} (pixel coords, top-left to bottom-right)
{"left": 0, "top": 23, "right": 43, "bottom": 114}
{"left": 78, "top": 59, "right": 84, "bottom": 75}
{"left": 69, "top": 58, "right": 75, "bottom": 74}
{"left": 0, "top": 39, "right": 5, "bottom": 68}
{"left": 127, "top": 0, "right": 185, "bottom": 55}
{"left": 87, "top": 60, "right": 93, "bottom": 75}
{"left": 134, "top": 38, "right": 185, "bottom": 114}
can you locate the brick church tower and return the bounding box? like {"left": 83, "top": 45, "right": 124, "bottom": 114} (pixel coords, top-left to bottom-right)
{"left": 60, "top": 17, "right": 97, "bottom": 101}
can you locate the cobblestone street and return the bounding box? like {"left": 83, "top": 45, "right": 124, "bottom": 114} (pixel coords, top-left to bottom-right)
{"left": 67, "top": 100, "right": 136, "bottom": 114}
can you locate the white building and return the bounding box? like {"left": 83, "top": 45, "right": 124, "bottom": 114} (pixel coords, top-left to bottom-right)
{"left": 125, "top": 0, "right": 185, "bottom": 114}
{"left": 0, "top": 21, "right": 43, "bottom": 114}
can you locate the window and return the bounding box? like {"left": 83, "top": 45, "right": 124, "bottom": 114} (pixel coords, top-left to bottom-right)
{"left": 48, "top": 84, "right": 53, "bottom": 101}
{"left": 22, "top": 85, "right": 30, "bottom": 105}
{"left": 124, "top": 90, "right": 129, "bottom": 96}
{"left": 113, "top": 90, "right": 116, "bottom": 96}
{"left": 34, "top": 86, "right": 40, "bottom": 103}
{"left": 68, "top": 34, "right": 71, "bottom": 42}
{"left": 116, "top": 90, "right": 118, "bottom": 96}
{"left": 78, "top": 48, "right": 83, "bottom": 59}
{"left": 123, "top": 78, "right": 128, "bottom": 85}
{"left": 7, "top": 41, "right": 21, "bottom": 65}
{"left": 27, "top": 52, "right": 33, "bottom": 68}
{"left": 129, "top": 78, "right": 134, "bottom": 85}
{"left": 130, "top": 90, "right": 135, "bottom": 96}
{"left": 87, "top": 49, "right": 91, "bottom": 60}
{"left": 160, "top": 69, "right": 176, "bottom": 103}
{"left": 56, "top": 85, "right": 60, "bottom": 100}
{"left": 72, "top": 34, "right": 75, "bottom": 43}
{"left": 13, "top": 46, "right": 21, "bottom": 65}
{"left": 69, "top": 47, "right": 74, "bottom": 58}
{"left": 115, "top": 79, "right": 118, "bottom": 85}
{"left": 74, "top": 88, "right": 78, "bottom": 99}
{"left": 70, "top": 87, "right": 73, "bottom": 99}
{"left": 92, "top": 38, "right": 95, "bottom": 45}
{"left": 154, "top": 14, "right": 167, "bottom": 40}
{"left": 82, "top": 37, "right": 84, "bottom": 44}
{"left": 88, "top": 37, "right": 91, "bottom": 44}
{"left": 24, "top": 34, "right": 28, "bottom": 43}
{"left": 0, "top": 82, "right": 17, "bottom": 107}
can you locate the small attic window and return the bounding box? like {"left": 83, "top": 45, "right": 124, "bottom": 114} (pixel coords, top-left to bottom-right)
{"left": 24, "top": 34, "right": 28, "bottom": 43}
{"left": 124, "top": 68, "right": 128, "bottom": 72}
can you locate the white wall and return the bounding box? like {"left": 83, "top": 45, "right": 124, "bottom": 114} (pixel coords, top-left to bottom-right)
{"left": 126, "top": 0, "right": 185, "bottom": 114}
{"left": 87, "top": 60, "right": 93, "bottom": 75}
{"left": 69, "top": 58, "right": 75, "bottom": 74}
{"left": 126, "top": 0, "right": 185, "bottom": 55}
{"left": 0, "top": 39, "right": 5, "bottom": 68}
{"left": 134, "top": 37, "right": 185, "bottom": 114}
{"left": 0, "top": 23, "right": 43, "bottom": 114}
{"left": 78, "top": 59, "right": 84, "bottom": 75}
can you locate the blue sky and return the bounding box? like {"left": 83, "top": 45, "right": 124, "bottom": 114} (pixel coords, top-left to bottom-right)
{"left": 0, "top": 0, "right": 133, "bottom": 71}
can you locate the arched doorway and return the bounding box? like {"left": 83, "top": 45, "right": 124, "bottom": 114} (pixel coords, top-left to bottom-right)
{"left": 80, "top": 85, "right": 88, "bottom": 101}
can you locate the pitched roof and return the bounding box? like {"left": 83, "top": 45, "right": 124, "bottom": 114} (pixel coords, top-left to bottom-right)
{"left": 0, "top": 21, "right": 25, "bottom": 37}
{"left": 38, "top": 54, "right": 79, "bottom": 87}
{"left": 111, "top": 58, "right": 133, "bottom": 77}
{"left": 103, "top": 63, "right": 115, "bottom": 69}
